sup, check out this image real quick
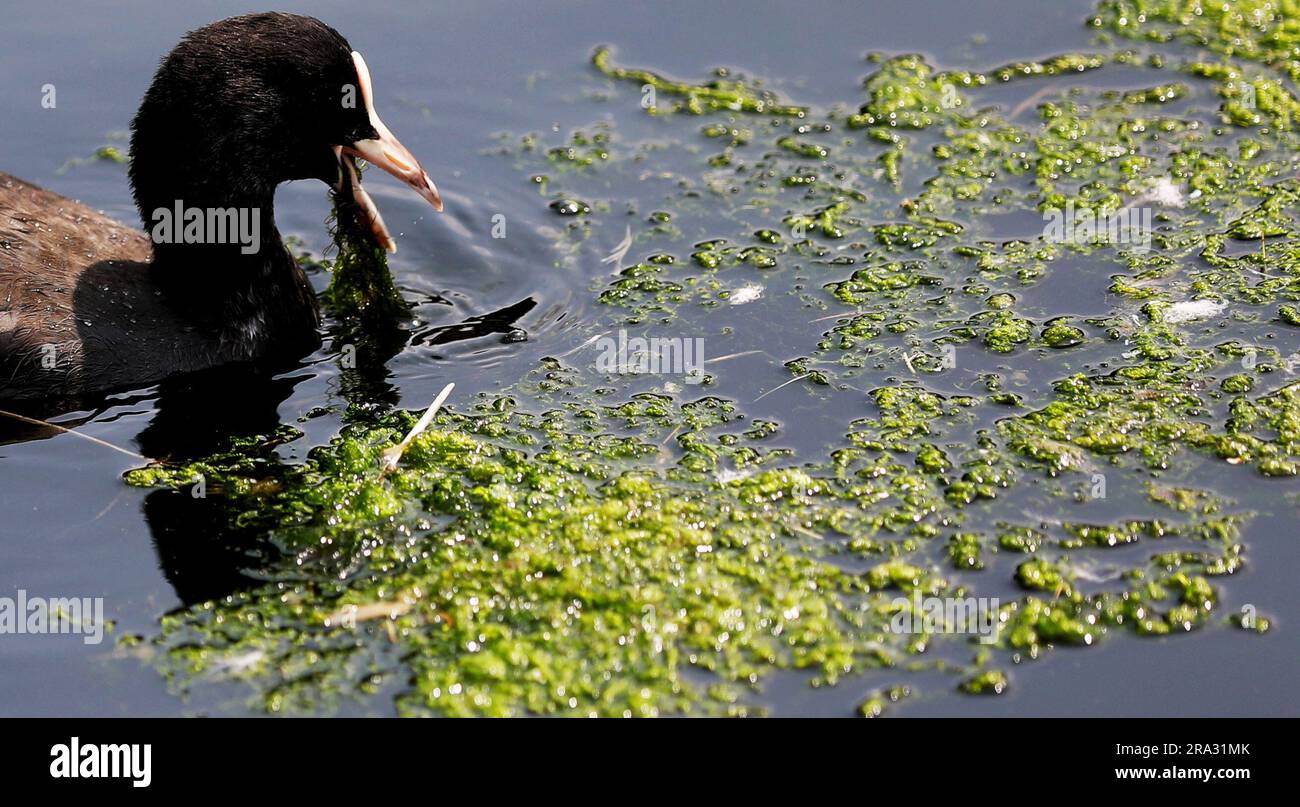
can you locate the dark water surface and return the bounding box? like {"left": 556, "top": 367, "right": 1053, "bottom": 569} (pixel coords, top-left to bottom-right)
{"left": 1, "top": 0, "right": 1296, "bottom": 716}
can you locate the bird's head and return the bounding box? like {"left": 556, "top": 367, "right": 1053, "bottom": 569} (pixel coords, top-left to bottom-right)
{"left": 129, "top": 12, "right": 441, "bottom": 256}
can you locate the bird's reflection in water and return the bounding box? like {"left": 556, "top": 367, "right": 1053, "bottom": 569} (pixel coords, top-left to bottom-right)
{"left": 138, "top": 363, "right": 302, "bottom": 604}
{"left": 139, "top": 297, "right": 537, "bottom": 606}
{"left": 410, "top": 298, "right": 536, "bottom": 347}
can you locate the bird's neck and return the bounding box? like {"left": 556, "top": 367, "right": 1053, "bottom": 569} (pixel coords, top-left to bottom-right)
{"left": 145, "top": 199, "right": 320, "bottom": 359}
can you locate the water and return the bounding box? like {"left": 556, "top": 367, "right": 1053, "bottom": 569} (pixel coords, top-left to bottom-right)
{"left": 1, "top": 0, "right": 1296, "bottom": 716}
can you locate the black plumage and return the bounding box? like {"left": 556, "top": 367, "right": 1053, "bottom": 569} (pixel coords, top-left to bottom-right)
{"left": 0, "top": 13, "right": 439, "bottom": 405}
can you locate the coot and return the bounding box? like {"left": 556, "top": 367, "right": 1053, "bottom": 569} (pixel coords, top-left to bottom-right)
{"left": 0, "top": 13, "right": 442, "bottom": 403}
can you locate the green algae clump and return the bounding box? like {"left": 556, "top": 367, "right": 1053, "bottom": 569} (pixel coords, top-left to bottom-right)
{"left": 131, "top": 402, "right": 895, "bottom": 716}
{"left": 320, "top": 182, "right": 408, "bottom": 320}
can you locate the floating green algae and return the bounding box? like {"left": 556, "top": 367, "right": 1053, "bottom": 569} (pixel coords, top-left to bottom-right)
{"left": 120, "top": 0, "right": 1300, "bottom": 716}
{"left": 1094, "top": 0, "right": 1300, "bottom": 84}
{"left": 858, "top": 684, "right": 912, "bottom": 716}
{"left": 125, "top": 378, "right": 1252, "bottom": 714}
{"left": 56, "top": 142, "right": 129, "bottom": 174}
{"left": 592, "top": 46, "right": 807, "bottom": 117}
{"left": 959, "top": 668, "right": 1008, "bottom": 695}
{"left": 128, "top": 400, "right": 899, "bottom": 716}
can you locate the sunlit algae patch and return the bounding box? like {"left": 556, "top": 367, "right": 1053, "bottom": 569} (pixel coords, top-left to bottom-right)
{"left": 123, "top": 0, "right": 1299, "bottom": 715}
{"left": 319, "top": 165, "right": 409, "bottom": 321}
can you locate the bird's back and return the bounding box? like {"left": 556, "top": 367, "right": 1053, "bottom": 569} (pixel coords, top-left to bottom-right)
{"left": 0, "top": 172, "right": 186, "bottom": 402}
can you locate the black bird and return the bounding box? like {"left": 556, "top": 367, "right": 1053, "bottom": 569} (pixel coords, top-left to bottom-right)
{"left": 0, "top": 12, "right": 442, "bottom": 404}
